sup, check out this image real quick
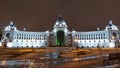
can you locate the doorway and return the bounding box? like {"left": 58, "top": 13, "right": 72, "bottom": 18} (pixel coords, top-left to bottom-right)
{"left": 56, "top": 30, "right": 65, "bottom": 46}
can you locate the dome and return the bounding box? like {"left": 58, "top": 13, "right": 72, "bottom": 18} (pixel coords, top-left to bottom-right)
{"left": 4, "top": 20, "right": 17, "bottom": 31}
{"left": 54, "top": 15, "right": 67, "bottom": 28}
{"left": 105, "top": 20, "right": 118, "bottom": 30}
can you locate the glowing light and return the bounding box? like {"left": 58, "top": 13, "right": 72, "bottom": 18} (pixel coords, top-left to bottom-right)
{"left": 56, "top": 22, "right": 59, "bottom": 25}
{"left": 7, "top": 42, "right": 12, "bottom": 48}
{"left": 112, "top": 36, "right": 115, "bottom": 40}
{"left": 109, "top": 43, "right": 115, "bottom": 48}
{"left": 60, "top": 24, "right": 62, "bottom": 27}
{"left": 63, "top": 22, "right": 65, "bottom": 25}
{"left": 32, "top": 37, "right": 35, "bottom": 41}
{"left": 74, "top": 39, "right": 78, "bottom": 42}
{"left": 0, "top": 42, "right": 1, "bottom": 46}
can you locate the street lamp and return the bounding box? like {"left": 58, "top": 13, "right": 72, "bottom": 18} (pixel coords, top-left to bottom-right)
{"left": 74, "top": 38, "right": 80, "bottom": 62}
{"left": 74, "top": 39, "right": 78, "bottom": 47}
{"left": 112, "top": 35, "right": 118, "bottom": 53}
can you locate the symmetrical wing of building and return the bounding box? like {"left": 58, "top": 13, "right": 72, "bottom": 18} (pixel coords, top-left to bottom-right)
{"left": 0, "top": 16, "right": 120, "bottom": 48}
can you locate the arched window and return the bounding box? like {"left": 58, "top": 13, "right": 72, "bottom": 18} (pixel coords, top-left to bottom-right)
{"left": 112, "top": 32, "right": 117, "bottom": 39}
{"left": 6, "top": 33, "right": 10, "bottom": 38}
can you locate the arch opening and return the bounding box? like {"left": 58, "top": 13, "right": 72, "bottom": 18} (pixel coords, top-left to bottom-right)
{"left": 56, "top": 30, "right": 65, "bottom": 46}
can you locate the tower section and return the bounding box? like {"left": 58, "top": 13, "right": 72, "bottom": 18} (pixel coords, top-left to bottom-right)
{"left": 51, "top": 15, "right": 69, "bottom": 46}
{"left": 1, "top": 20, "right": 17, "bottom": 47}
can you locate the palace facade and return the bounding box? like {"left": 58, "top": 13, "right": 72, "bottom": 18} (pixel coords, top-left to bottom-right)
{"left": 0, "top": 16, "right": 120, "bottom": 48}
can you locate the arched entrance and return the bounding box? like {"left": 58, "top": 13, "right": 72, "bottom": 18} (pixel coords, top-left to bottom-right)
{"left": 112, "top": 32, "right": 117, "bottom": 39}
{"left": 56, "top": 30, "right": 65, "bottom": 46}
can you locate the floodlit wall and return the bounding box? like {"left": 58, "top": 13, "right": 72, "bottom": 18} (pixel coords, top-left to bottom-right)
{"left": 1, "top": 19, "right": 120, "bottom": 48}
{"left": 73, "top": 30, "right": 116, "bottom": 48}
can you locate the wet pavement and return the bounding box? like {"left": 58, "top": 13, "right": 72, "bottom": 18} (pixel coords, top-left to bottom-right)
{"left": 0, "top": 51, "right": 120, "bottom": 68}
{"left": 0, "top": 52, "right": 109, "bottom": 68}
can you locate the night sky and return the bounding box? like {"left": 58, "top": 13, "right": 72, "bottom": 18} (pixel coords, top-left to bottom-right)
{"left": 0, "top": 0, "right": 120, "bottom": 33}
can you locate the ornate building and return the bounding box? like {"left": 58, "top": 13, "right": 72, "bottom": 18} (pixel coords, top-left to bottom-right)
{"left": 0, "top": 16, "right": 120, "bottom": 48}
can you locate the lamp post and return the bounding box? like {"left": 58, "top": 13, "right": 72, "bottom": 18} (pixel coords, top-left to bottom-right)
{"left": 115, "top": 40, "right": 118, "bottom": 54}
{"left": 112, "top": 36, "right": 118, "bottom": 53}
{"left": 74, "top": 39, "right": 79, "bottom": 53}
{"left": 111, "top": 35, "right": 120, "bottom": 65}
{"left": 74, "top": 39, "right": 78, "bottom": 48}
{"left": 74, "top": 39, "right": 80, "bottom": 62}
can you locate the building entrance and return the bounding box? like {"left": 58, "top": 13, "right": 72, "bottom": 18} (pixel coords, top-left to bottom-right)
{"left": 56, "top": 30, "right": 65, "bottom": 46}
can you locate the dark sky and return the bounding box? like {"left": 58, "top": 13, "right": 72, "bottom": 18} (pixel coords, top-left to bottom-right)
{"left": 0, "top": 0, "right": 120, "bottom": 33}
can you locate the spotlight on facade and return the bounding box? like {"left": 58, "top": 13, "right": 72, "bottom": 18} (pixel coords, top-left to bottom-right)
{"left": 0, "top": 18, "right": 120, "bottom": 48}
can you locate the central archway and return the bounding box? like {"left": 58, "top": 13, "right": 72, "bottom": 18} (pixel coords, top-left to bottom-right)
{"left": 56, "top": 30, "right": 65, "bottom": 46}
